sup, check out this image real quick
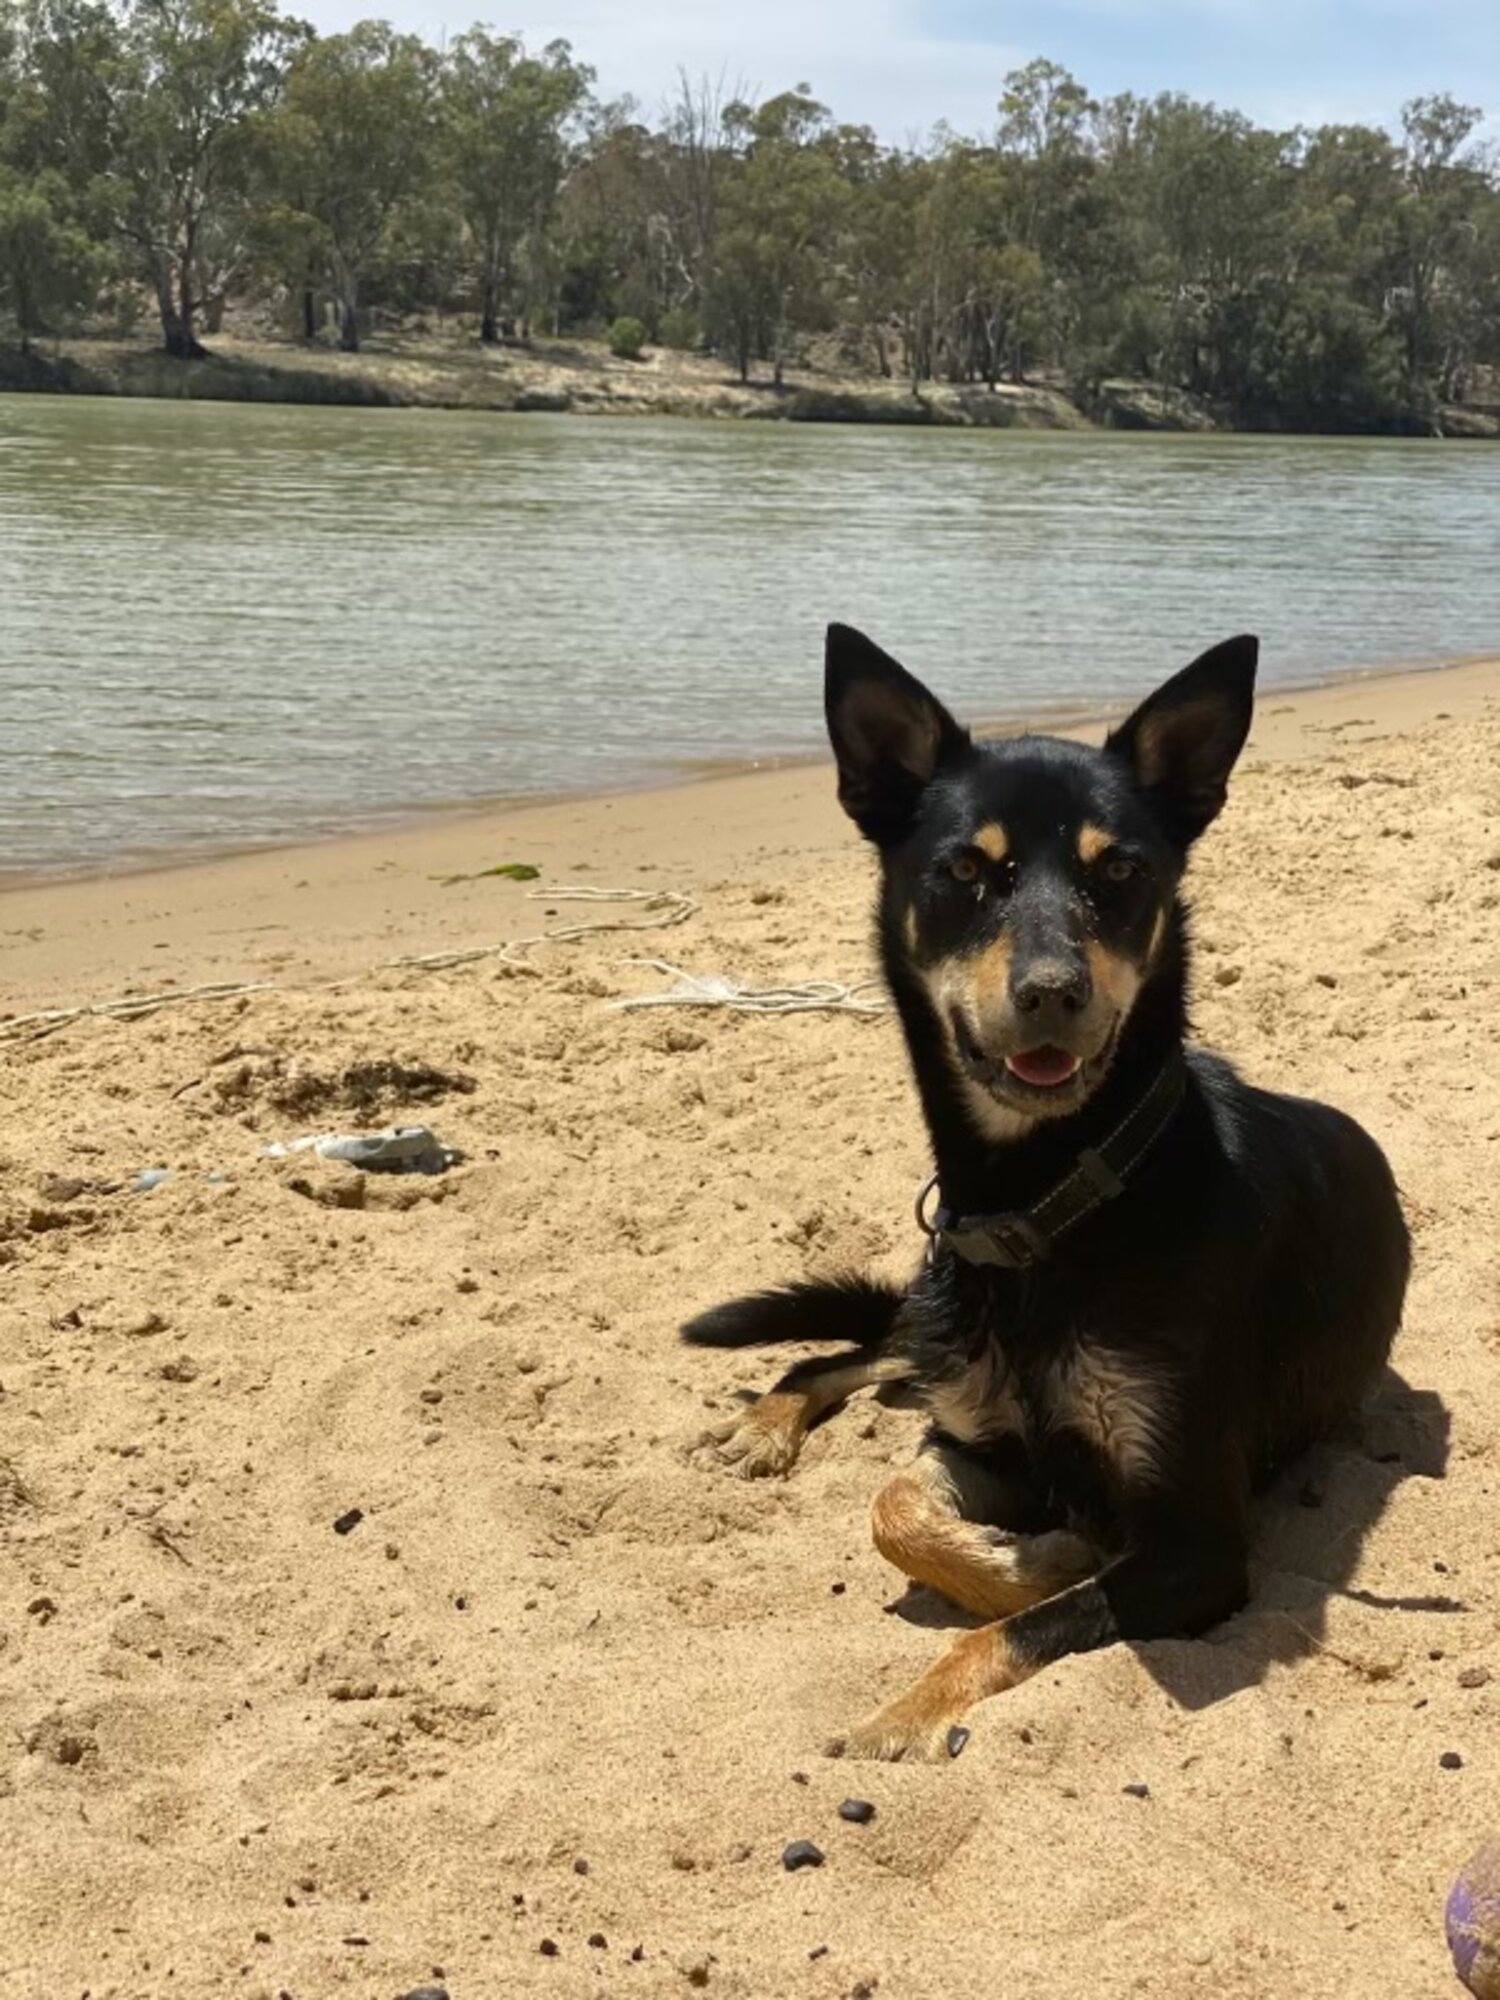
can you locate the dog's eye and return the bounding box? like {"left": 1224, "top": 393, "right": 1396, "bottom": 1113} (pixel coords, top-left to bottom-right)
{"left": 1102, "top": 852, "right": 1139, "bottom": 885}
{"left": 950, "top": 854, "right": 980, "bottom": 885}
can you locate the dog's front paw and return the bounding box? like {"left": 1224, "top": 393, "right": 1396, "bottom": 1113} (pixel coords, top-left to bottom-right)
{"left": 826, "top": 1625, "right": 1014, "bottom": 1762}
{"left": 827, "top": 1696, "right": 963, "bottom": 1764}
{"left": 692, "top": 1394, "right": 808, "bottom": 1479}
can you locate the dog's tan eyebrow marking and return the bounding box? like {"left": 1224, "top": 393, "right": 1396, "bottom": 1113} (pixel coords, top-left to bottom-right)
{"left": 1076, "top": 823, "right": 1113, "bottom": 865}
{"left": 972, "top": 822, "right": 1009, "bottom": 862}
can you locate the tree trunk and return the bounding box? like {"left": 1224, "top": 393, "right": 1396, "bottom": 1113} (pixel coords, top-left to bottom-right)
{"left": 301, "top": 286, "right": 317, "bottom": 341}
{"left": 480, "top": 270, "right": 500, "bottom": 345}
{"left": 154, "top": 264, "right": 204, "bottom": 359}
{"left": 340, "top": 298, "right": 359, "bottom": 352}
{"left": 873, "top": 323, "right": 890, "bottom": 379}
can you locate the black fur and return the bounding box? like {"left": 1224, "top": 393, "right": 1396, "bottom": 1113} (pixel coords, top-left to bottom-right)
{"left": 685, "top": 625, "right": 1411, "bottom": 1686}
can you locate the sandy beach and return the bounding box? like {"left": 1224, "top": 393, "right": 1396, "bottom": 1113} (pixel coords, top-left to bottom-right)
{"left": 2, "top": 654, "right": 1498, "bottom": 2000}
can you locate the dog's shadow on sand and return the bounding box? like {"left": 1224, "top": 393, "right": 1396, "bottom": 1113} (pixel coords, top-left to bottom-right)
{"left": 883, "top": 1368, "right": 1453, "bottom": 1711}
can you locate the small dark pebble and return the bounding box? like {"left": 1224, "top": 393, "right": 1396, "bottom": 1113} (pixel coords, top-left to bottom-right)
{"left": 946, "top": 1726, "right": 970, "bottom": 1759}
{"left": 588, "top": 1933, "right": 607, "bottom": 1950}
{"left": 342, "top": 1935, "right": 370, "bottom": 1947}
{"left": 791, "top": 1770, "right": 809, "bottom": 1786}
{"left": 253, "top": 1931, "right": 271, "bottom": 1945}
{"left": 397, "top": 1989, "right": 449, "bottom": 2000}
{"left": 631, "top": 1945, "right": 646, "bottom": 1962}
{"left": 809, "top": 1945, "right": 830, "bottom": 1961}
{"left": 572, "top": 1857, "right": 590, "bottom": 1877}
{"left": 1123, "top": 1782, "right": 1151, "bottom": 1799}
{"left": 1458, "top": 1666, "right": 1492, "bottom": 1689}
{"left": 838, "top": 1799, "right": 876, "bottom": 1825}
{"left": 539, "top": 1937, "right": 560, "bottom": 1956}
{"left": 782, "top": 1840, "right": 825, "bottom": 1872}
{"left": 333, "top": 1508, "right": 363, "bottom": 1536}
{"left": 1440, "top": 1751, "right": 1464, "bottom": 1770}
{"left": 850, "top": 1984, "right": 876, "bottom": 1999}
{"left": 831, "top": 1581, "right": 846, "bottom": 1596}
{"left": 1434, "top": 1560, "right": 1449, "bottom": 1574}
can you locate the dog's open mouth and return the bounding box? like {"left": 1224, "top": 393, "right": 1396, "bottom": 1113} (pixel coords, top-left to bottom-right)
{"left": 951, "top": 1009, "right": 1112, "bottom": 1112}
{"left": 1004, "top": 1046, "right": 1082, "bottom": 1089}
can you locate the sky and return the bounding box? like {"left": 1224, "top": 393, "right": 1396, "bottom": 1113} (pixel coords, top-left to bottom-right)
{"left": 298, "top": 0, "right": 1499, "bottom": 144}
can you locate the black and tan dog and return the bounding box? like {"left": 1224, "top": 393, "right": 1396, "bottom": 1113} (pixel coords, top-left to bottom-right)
{"left": 684, "top": 624, "right": 1410, "bottom": 1760}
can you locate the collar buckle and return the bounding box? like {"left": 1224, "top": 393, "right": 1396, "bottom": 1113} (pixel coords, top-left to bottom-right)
{"left": 946, "top": 1210, "right": 1051, "bottom": 1269}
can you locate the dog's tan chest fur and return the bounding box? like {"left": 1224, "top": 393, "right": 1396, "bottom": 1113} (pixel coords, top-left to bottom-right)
{"left": 924, "top": 1337, "right": 1170, "bottom": 1484}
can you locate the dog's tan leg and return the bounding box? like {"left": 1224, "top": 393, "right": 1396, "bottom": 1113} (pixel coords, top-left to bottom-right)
{"left": 832, "top": 1619, "right": 1035, "bottom": 1762}
{"left": 830, "top": 1445, "right": 1098, "bottom": 1761}
{"left": 870, "top": 1446, "right": 1095, "bottom": 1619}
{"left": 699, "top": 1352, "right": 915, "bottom": 1479}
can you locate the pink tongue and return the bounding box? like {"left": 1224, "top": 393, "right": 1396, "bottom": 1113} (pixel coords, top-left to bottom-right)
{"left": 1006, "top": 1047, "right": 1081, "bottom": 1088}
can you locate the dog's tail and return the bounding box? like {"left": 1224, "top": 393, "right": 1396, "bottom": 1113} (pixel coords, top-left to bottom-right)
{"left": 681, "top": 1274, "right": 903, "bottom": 1351}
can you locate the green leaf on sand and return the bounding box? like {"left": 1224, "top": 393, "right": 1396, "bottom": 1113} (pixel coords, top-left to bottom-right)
{"left": 431, "top": 862, "right": 541, "bottom": 887}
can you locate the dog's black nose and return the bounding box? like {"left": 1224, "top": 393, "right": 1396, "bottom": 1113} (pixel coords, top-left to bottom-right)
{"left": 1012, "top": 958, "right": 1091, "bottom": 1018}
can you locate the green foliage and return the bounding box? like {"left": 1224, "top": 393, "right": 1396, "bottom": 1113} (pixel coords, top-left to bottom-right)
{"left": 0, "top": 10, "right": 1496, "bottom": 432}
{"left": 0, "top": 165, "right": 102, "bottom": 343}
{"left": 607, "top": 312, "right": 645, "bottom": 358}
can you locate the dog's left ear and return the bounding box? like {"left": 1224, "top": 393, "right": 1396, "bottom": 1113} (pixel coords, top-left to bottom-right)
{"left": 1105, "top": 636, "right": 1258, "bottom": 845}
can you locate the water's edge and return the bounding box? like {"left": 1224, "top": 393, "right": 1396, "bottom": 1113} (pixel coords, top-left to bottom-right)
{"left": 3, "top": 646, "right": 1487, "bottom": 897}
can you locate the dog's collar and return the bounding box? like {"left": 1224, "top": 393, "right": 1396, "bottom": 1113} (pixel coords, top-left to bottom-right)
{"left": 916, "top": 1054, "right": 1189, "bottom": 1270}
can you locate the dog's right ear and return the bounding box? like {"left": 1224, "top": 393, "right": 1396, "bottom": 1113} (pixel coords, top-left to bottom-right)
{"left": 825, "top": 624, "right": 970, "bottom": 843}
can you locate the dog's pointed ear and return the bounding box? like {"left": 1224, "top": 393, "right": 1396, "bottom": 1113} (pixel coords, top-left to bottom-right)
{"left": 1105, "top": 636, "right": 1258, "bottom": 845}
{"left": 825, "top": 623, "right": 970, "bottom": 843}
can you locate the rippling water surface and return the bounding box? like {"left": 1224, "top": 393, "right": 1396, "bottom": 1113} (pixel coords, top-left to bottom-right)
{"left": 3, "top": 394, "right": 1498, "bottom": 875}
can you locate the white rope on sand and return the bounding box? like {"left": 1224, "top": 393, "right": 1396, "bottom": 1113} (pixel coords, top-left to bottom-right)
{"left": 0, "top": 981, "right": 276, "bottom": 1047}
{"left": 384, "top": 886, "right": 700, "bottom": 974}
{"left": 613, "top": 958, "right": 889, "bottom": 1016}
{"left": 0, "top": 889, "right": 881, "bottom": 1044}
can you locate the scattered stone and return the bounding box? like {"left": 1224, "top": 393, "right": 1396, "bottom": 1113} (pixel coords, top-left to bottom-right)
{"left": 333, "top": 1508, "right": 364, "bottom": 1536}
{"left": 1123, "top": 1782, "right": 1151, "bottom": 1799}
{"left": 727, "top": 1843, "right": 752, "bottom": 1863}
{"left": 831, "top": 1581, "right": 846, "bottom": 1595}
{"left": 946, "top": 1726, "right": 970, "bottom": 1759}
{"left": 55, "top": 1735, "right": 89, "bottom": 1766}
{"left": 253, "top": 1931, "right": 271, "bottom": 1945}
{"left": 791, "top": 1770, "right": 809, "bottom": 1786}
{"left": 158, "top": 1355, "right": 200, "bottom": 1384}
{"left": 26, "top": 1595, "right": 57, "bottom": 1621}
{"left": 397, "top": 1989, "right": 449, "bottom": 2000}
{"left": 1441, "top": 1751, "right": 1465, "bottom": 1770}
{"left": 838, "top": 1799, "right": 876, "bottom": 1825}
{"left": 809, "top": 1945, "right": 830, "bottom": 1961}
{"left": 681, "top": 1956, "right": 711, "bottom": 1988}
{"left": 539, "top": 1936, "right": 559, "bottom": 1956}
{"left": 588, "top": 1933, "right": 607, "bottom": 1950}
{"left": 1459, "top": 1667, "right": 1492, "bottom": 1690}
{"left": 572, "top": 1857, "right": 590, "bottom": 1876}
{"left": 121, "top": 1311, "right": 168, "bottom": 1338}
{"left": 1213, "top": 965, "right": 1243, "bottom": 988}
{"left": 631, "top": 1946, "right": 646, "bottom": 1962}
{"left": 782, "top": 1840, "right": 825, "bottom": 1872}
{"left": 1315, "top": 972, "right": 1338, "bottom": 989}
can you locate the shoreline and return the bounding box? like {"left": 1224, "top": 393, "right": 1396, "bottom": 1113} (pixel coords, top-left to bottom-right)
{"left": 6, "top": 334, "right": 1498, "bottom": 437}
{"left": 1, "top": 646, "right": 1494, "bottom": 902}
{"left": 2, "top": 648, "right": 1496, "bottom": 1021}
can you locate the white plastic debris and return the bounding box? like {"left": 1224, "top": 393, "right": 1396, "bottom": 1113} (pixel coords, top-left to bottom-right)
{"left": 262, "top": 1124, "right": 459, "bottom": 1174}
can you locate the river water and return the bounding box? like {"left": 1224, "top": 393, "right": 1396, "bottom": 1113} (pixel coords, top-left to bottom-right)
{"left": 3, "top": 394, "right": 1497, "bottom": 876}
